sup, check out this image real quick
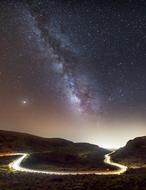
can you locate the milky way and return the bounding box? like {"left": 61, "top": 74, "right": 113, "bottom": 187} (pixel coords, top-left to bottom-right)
{"left": 14, "top": 1, "right": 100, "bottom": 118}
{"left": 0, "top": 0, "right": 146, "bottom": 118}
{"left": 0, "top": 0, "right": 146, "bottom": 147}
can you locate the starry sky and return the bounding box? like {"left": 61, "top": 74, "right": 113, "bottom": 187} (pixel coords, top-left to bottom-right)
{"left": 0, "top": 0, "right": 146, "bottom": 148}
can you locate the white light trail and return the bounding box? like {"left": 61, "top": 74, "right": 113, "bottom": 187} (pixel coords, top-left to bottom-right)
{"left": 104, "top": 151, "right": 128, "bottom": 175}
{"left": 3, "top": 151, "right": 128, "bottom": 175}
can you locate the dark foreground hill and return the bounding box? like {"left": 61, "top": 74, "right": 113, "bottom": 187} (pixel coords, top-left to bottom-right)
{"left": 22, "top": 146, "right": 111, "bottom": 171}
{"left": 0, "top": 130, "right": 114, "bottom": 171}
{"left": 112, "top": 136, "right": 146, "bottom": 167}
{"left": 0, "top": 130, "right": 74, "bottom": 152}
{"left": 0, "top": 130, "right": 108, "bottom": 153}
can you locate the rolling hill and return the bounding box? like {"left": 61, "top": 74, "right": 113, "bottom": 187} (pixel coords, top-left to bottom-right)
{"left": 0, "top": 130, "right": 114, "bottom": 171}
{"left": 112, "top": 136, "right": 146, "bottom": 167}
{"left": 0, "top": 130, "right": 74, "bottom": 152}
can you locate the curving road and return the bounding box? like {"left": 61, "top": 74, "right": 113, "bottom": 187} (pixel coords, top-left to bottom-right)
{"left": 0, "top": 151, "right": 128, "bottom": 175}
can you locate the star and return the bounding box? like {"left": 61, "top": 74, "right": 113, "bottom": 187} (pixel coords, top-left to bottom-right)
{"left": 20, "top": 99, "right": 29, "bottom": 106}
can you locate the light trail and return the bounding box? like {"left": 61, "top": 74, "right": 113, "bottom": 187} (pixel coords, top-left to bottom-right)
{"left": 2, "top": 151, "right": 128, "bottom": 175}
{"left": 104, "top": 151, "right": 127, "bottom": 175}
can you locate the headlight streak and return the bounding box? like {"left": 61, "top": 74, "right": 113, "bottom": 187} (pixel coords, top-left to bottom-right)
{"left": 0, "top": 151, "right": 128, "bottom": 175}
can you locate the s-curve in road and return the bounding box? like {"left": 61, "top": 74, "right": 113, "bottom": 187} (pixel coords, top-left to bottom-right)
{"left": 0, "top": 151, "right": 127, "bottom": 175}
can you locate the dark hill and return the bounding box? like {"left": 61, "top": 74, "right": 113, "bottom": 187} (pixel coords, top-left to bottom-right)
{"left": 112, "top": 136, "right": 146, "bottom": 167}
{"left": 0, "top": 130, "right": 109, "bottom": 154}
{"left": 22, "top": 141, "right": 111, "bottom": 171}
{"left": 0, "top": 130, "right": 114, "bottom": 171}
{"left": 0, "top": 130, "right": 74, "bottom": 152}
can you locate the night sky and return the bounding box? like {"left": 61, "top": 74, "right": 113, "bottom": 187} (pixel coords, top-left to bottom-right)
{"left": 0, "top": 0, "right": 146, "bottom": 148}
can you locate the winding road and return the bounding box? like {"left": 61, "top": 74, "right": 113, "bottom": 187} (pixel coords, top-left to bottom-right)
{"left": 0, "top": 151, "right": 128, "bottom": 175}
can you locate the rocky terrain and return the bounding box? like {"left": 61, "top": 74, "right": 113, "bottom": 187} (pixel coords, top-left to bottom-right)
{"left": 112, "top": 136, "right": 146, "bottom": 167}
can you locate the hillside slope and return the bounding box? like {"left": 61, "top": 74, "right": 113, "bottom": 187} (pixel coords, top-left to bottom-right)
{"left": 0, "top": 130, "right": 74, "bottom": 152}
{"left": 112, "top": 136, "right": 146, "bottom": 167}
{"left": 0, "top": 130, "right": 113, "bottom": 171}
